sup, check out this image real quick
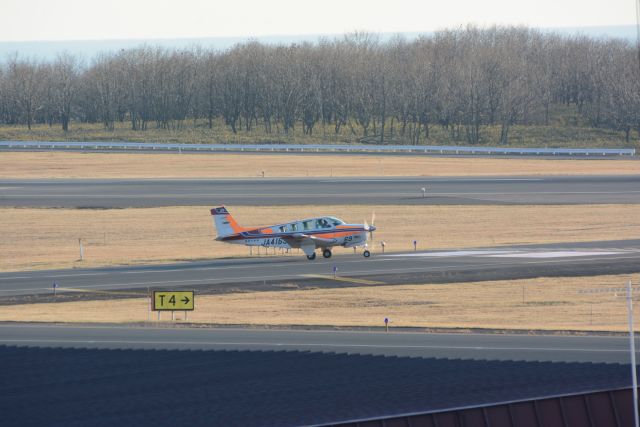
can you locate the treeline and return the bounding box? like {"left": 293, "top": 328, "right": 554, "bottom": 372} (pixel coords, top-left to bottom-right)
{"left": 0, "top": 26, "right": 639, "bottom": 144}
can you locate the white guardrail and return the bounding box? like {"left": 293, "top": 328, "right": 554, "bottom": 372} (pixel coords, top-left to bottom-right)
{"left": 0, "top": 141, "right": 635, "bottom": 156}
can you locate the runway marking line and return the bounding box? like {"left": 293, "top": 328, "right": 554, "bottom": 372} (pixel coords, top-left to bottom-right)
{"left": 56, "top": 287, "right": 147, "bottom": 297}
{"left": 302, "top": 274, "right": 384, "bottom": 285}
{"left": 322, "top": 178, "right": 546, "bottom": 183}
{"left": 488, "top": 251, "right": 623, "bottom": 259}
{"left": 387, "top": 250, "right": 628, "bottom": 259}
{"left": 387, "top": 250, "right": 516, "bottom": 258}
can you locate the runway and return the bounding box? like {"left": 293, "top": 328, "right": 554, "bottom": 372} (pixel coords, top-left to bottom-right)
{"left": 0, "top": 323, "right": 637, "bottom": 363}
{"left": 1, "top": 175, "right": 639, "bottom": 207}
{"left": 1, "top": 239, "right": 639, "bottom": 298}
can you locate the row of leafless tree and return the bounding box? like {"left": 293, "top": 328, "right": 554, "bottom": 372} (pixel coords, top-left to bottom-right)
{"left": 0, "top": 26, "right": 639, "bottom": 144}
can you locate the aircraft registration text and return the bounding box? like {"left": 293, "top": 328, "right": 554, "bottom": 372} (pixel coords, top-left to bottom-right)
{"left": 245, "top": 238, "right": 291, "bottom": 248}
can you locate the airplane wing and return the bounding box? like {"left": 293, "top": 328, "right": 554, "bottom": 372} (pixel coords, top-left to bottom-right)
{"left": 285, "top": 233, "right": 337, "bottom": 245}
{"left": 282, "top": 233, "right": 337, "bottom": 256}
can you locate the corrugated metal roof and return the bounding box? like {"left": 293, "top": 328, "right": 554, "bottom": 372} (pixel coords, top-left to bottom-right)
{"left": 0, "top": 345, "right": 634, "bottom": 427}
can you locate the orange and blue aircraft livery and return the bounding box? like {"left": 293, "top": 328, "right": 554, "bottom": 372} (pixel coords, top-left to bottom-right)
{"left": 210, "top": 206, "right": 375, "bottom": 260}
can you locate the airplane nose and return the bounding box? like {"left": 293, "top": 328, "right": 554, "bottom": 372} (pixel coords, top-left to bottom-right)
{"left": 369, "top": 225, "right": 377, "bottom": 232}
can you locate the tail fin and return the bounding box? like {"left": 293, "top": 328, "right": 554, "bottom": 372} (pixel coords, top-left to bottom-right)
{"left": 210, "top": 206, "right": 244, "bottom": 238}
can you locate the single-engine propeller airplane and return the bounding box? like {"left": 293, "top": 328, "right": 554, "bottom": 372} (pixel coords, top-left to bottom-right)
{"left": 211, "top": 206, "right": 376, "bottom": 260}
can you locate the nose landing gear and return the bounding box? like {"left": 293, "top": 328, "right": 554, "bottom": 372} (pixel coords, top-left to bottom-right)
{"left": 307, "top": 253, "right": 317, "bottom": 260}
{"left": 363, "top": 250, "right": 371, "bottom": 258}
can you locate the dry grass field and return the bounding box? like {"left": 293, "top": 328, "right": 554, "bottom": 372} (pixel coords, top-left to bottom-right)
{"left": 1, "top": 204, "right": 638, "bottom": 271}
{"left": 0, "top": 112, "right": 635, "bottom": 148}
{"left": 1, "top": 151, "right": 638, "bottom": 179}
{"left": 1, "top": 275, "right": 637, "bottom": 332}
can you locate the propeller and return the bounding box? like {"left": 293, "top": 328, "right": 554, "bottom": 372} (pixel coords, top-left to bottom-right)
{"left": 364, "top": 212, "right": 376, "bottom": 240}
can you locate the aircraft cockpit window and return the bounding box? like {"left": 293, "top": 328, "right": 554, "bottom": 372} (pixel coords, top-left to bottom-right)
{"left": 288, "top": 223, "right": 298, "bottom": 232}
{"left": 327, "top": 217, "right": 344, "bottom": 226}
{"left": 277, "top": 226, "right": 286, "bottom": 233}
{"left": 316, "top": 218, "right": 332, "bottom": 229}
{"left": 302, "top": 220, "right": 312, "bottom": 230}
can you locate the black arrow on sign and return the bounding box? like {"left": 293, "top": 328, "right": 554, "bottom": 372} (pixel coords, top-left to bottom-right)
{"left": 182, "top": 296, "right": 190, "bottom": 304}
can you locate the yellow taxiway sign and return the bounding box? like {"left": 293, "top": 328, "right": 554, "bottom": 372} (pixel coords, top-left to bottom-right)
{"left": 152, "top": 291, "right": 194, "bottom": 311}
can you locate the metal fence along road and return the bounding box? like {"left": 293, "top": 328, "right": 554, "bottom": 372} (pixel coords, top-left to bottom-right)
{"left": 0, "top": 140, "right": 636, "bottom": 156}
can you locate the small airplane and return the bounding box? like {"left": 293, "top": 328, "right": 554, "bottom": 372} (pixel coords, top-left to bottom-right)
{"left": 210, "top": 206, "right": 376, "bottom": 260}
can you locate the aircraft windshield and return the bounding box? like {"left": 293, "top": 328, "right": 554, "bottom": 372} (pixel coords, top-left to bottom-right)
{"left": 326, "top": 217, "right": 344, "bottom": 226}
{"left": 301, "top": 217, "right": 345, "bottom": 230}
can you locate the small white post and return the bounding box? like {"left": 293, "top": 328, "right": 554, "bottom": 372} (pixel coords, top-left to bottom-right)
{"left": 627, "top": 280, "right": 639, "bottom": 427}
{"left": 78, "top": 238, "right": 84, "bottom": 261}
{"left": 421, "top": 187, "right": 426, "bottom": 198}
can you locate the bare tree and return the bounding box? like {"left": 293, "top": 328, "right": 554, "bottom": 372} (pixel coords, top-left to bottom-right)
{"left": 5, "top": 56, "right": 46, "bottom": 130}
{"left": 1, "top": 26, "right": 638, "bottom": 146}
{"left": 48, "top": 53, "right": 80, "bottom": 131}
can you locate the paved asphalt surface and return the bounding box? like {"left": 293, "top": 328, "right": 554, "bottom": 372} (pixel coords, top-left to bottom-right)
{"left": 2, "top": 172, "right": 639, "bottom": 367}
{"left": 1, "top": 175, "right": 639, "bottom": 207}
{"left": 1, "top": 323, "right": 638, "bottom": 363}
{"left": 1, "top": 239, "right": 639, "bottom": 297}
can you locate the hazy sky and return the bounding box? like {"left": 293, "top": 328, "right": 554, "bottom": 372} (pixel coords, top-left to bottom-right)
{"left": 2, "top": 0, "right": 636, "bottom": 42}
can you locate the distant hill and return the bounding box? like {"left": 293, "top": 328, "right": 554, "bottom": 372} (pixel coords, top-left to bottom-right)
{"left": 0, "top": 26, "right": 636, "bottom": 61}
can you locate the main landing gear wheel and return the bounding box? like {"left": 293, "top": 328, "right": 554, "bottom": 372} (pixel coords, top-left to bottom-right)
{"left": 363, "top": 250, "right": 371, "bottom": 258}
{"left": 322, "top": 249, "right": 332, "bottom": 259}
{"left": 307, "top": 253, "right": 317, "bottom": 260}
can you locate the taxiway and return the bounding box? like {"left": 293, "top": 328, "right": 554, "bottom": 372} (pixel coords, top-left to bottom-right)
{"left": 1, "top": 239, "right": 639, "bottom": 298}
{"left": 1, "top": 323, "right": 637, "bottom": 363}
{"left": 1, "top": 175, "right": 639, "bottom": 207}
